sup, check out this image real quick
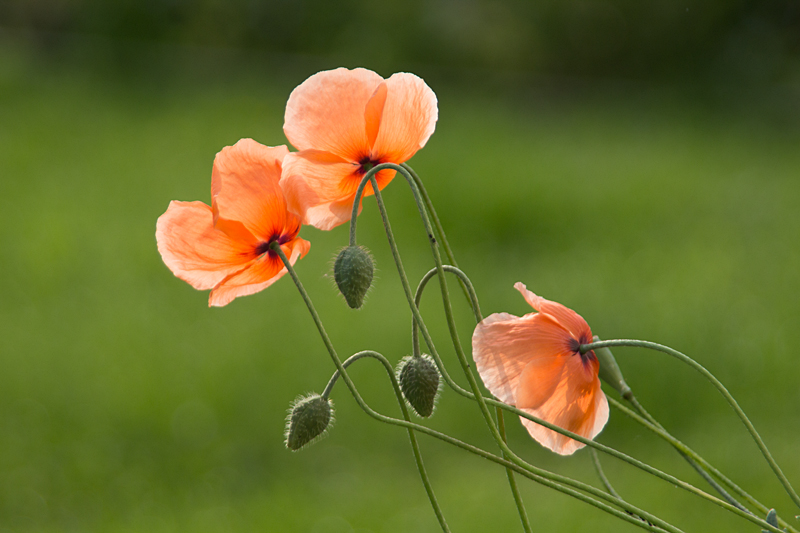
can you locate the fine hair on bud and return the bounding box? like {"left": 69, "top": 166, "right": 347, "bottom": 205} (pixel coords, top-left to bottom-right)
{"left": 397, "top": 354, "right": 441, "bottom": 418}
{"left": 333, "top": 245, "right": 374, "bottom": 309}
{"left": 285, "top": 393, "right": 334, "bottom": 451}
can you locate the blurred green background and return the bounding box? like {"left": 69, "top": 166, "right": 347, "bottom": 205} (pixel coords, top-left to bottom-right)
{"left": 1, "top": 1, "right": 799, "bottom": 531}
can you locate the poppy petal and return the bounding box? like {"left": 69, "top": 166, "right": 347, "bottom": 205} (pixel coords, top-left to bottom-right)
{"left": 514, "top": 282, "right": 592, "bottom": 341}
{"left": 281, "top": 150, "right": 395, "bottom": 230}
{"left": 209, "top": 237, "right": 310, "bottom": 307}
{"left": 211, "top": 139, "right": 291, "bottom": 242}
{"left": 370, "top": 72, "right": 438, "bottom": 163}
{"left": 515, "top": 352, "right": 570, "bottom": 410}
{"left": 156, "top": 201, "right": 255, "bottom": 290}
{"left": 284, "top": 67, "right": 384, "bottom": 160}
{"left": 364, "top": 81, "right": 388, "bottom": 148}
{"left": 473, "top": 312, "right": 572, "bottom": 405}
{"left": 519, "top": 355, "right": 608, "bottom": 455}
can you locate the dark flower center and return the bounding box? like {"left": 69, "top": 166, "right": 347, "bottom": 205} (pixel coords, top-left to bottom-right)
{"left": 357, "top": 157, "right": 380, "bottom": 175}
{"left": 570, "top": 335, "right": 596, "bottom": 365}
{"left": 255, "top": 233, "right": 291, "bottom": 257}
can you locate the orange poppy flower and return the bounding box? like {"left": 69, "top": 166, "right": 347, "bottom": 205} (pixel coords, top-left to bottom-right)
{"left": 156, "top": 139, "right": 310, "bottom": 307}
{"left": 281, "top": 67, "right": 438, "bottom": 230}
{"left": 472, "top": 283, "right": 608, "bottom": 455}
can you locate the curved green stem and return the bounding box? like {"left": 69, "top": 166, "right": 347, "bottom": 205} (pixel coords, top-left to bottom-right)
{"left": 271, "top": 242, "right": 450, "bottom": 532}
{"left": 275, "top": 244, "right": 676, "bottom": 532}
{"left": 348, "top": 166, "right": 532, "bottom": 530}
{"left": 609, "top": 397, "right": 799, "bottom": 533}
{"left": 413, "top": 266, "right": 528, "bottom": 531}
{"left": 397, "top": 258, "right": 788, "bottom": 531}
{"left": 401, "top": 164, "right": 457, "bottom": 269}
{"left": 591, "top": 448, "right": 622, "bottom": 500}
{"left": 582, "top": 339, "right": 800, "bottom": 510}
{"left": 590, "top": 450, "right": 659, "bottom": 527}
{"left": 497, "top": 405, "right": 532, "bottom": 533}
{"left": 409, "top": 265, "right": 787, "bottom": 531}
{"left": 322, "top": 350, "right": 450, "bottom": 531}
{"left": 348, "top": 164, "right": 434, "bottom": 247}
{"left": 401, "top": 163, "right": 474, "bottom": 309}
{"left": 347, "top": 172, "right": 687, "bottom": 533}
{"left": 413, "top": 265, "right": 481, "bottom": 358}
{"left": 627, "top": 395, "right": 750, "bottom": 513}
{"left": 318, "top": 349, "right": 680, "bottom": 533}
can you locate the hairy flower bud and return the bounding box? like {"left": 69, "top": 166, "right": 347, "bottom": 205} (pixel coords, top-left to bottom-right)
{"left": 285, "top": 394, "right": 334, "bottom": 451}
{"left": 397, "top": 354, "right": 441, "bottom": 418}
{"left": 334, "top": 245, "right": 374, "bottom": 309}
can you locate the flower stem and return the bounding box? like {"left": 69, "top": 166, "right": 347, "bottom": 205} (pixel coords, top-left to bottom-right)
{"left": 497, "top": 405, "right": 532, "bottom": 533}
{"left": 402, "top": 163, "right": 474, "bottom": 309}
{"left": 412, "top": 265, "right": 481, "bottom": 357}
{"left": 608, "top": 397, "right": 799, "bottom": 533}
{"left": 276, "top": 249, "right": 675, "bottom": 532}
{"left": 319, "top": 349, "right": 682, "bottom": 533}
{"left": 590, "top": 448, "right": 622, "bottom": 500}
{"left": 627, "top": 394, "right": 750, "bottom": 513}
{"left": 412, "top": 267, "right": 532, "bottom": 532}
{"left": 270, "top": 242, "right": 451, "bottom": 533}
{"left": 581, "top": 338, "right": 800, "bottom": 511}
{"left": 348, "top": 163, "right": 534, "bottom": 529}
{"left": 349, "top": 171, "right": 684, "bottom": 533}
{"left": 358, "top": 167, "right": 532, "bottom": 530}
{"left": 407, "top": 268, "right": 786, "bottom": 531}
{"left": 322, "top": 350, "right": 450, "bottom": 531}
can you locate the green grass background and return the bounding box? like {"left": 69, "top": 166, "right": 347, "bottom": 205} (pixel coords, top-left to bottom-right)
{"left": 1, "top": 37, "right": 799, "bottom": 532}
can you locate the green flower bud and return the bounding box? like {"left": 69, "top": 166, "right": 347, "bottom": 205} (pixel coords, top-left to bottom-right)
{"left": 334, "top": 245, "right": 374, "bottom": 309}
{"left": 593, "top": 335, "right": 632, "bottom": 400}
{"left": 285, "top": 394, "right": 334, "bottom": 451}
{"left": 397, "top": 354, "right": 441, "bottom": 418}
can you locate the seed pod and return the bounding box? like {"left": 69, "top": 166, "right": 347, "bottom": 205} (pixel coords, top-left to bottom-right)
{"left": 285, "top": 394, "right": 334, "bottom": 451}
{"left": 333, "top": 245, "right": 374, "bottom": 309}
{"left": 397, "top": 354, "right": 441, "bottom": 418}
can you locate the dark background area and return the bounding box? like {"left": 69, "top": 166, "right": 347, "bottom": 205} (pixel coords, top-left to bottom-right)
{"left": 3, "top": 0, "right": 799, "bottom": 85}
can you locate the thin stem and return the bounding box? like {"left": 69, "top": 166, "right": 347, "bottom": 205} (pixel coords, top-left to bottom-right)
{"left": 413, "top": 267, "right": 530, "bottom": 531}
{"left": 590, "top": 450, "right": 658, "bottom": 529}
{"left": 404, "top": 262, "right": 786, "bottom": 531}
{"left": 320, "top": 351, "right": 681, "bottom": 533}
{"left": 355, "top": 168, "right": 536, "bottom": 529}
{"left": 277, "top": 253, "right": 677, "bottom": 533}
{"left": 353, "top": 173, "right": 686, "bottom": 533}
{"left": 627, "top": 395, "right": 750, "bottom": 513}
{"left": 401, "top": 164, "right": 457, "bottom": 268}
{"left": 402, "top": 163, "right": 473, "bottom": 309}
{"left": 324, "top": 350, "right": 450, "bottom": 531}
{"left": 348, "top": 164, "right": 433, "bottom": 247}
{"left": 321, "top": 351, "right": 372, "bottom": 399}
{"left": 497, "top": 405, "right": 533, "bottom": 533}
{"left": 413, "top": 265, "right": 481, "bottom": 358}
{"left": 609, "top": 397, "right": 799, "bottom": 533}
{"left": 582, "top": 339, "right": 800, "bottom": 510}
{"left": 271, "top": 242, "right": 450, "bottom": 533}
{"left": 591, "top": 448, "right": 622, "bottom": 500}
